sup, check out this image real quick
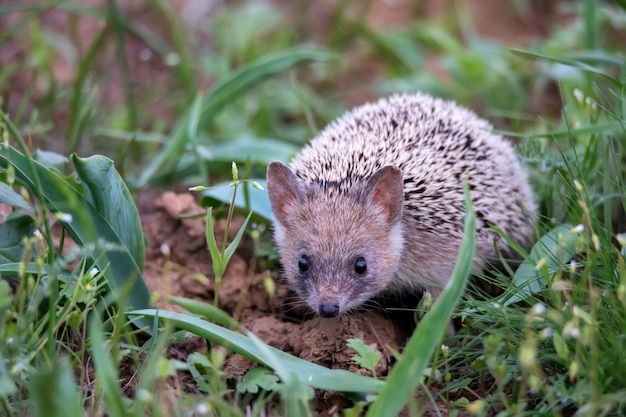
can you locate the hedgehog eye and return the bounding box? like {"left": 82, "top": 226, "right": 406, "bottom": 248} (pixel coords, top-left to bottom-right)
{"left": 354, "top": 257, "right": 367, "bottom": 274}
{"left": 298, "top": 255, "right": 311, "bottom": 272}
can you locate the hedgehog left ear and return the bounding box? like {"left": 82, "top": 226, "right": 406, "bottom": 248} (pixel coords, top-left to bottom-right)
{"left": 364, "top": 165, "right": 404, "bottom": 225}
{"left": 266, "top": 161, "right": 302, "bottom": 225}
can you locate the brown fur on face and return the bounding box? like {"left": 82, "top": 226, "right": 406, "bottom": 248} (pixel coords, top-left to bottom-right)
{"left": 267, "top": 162, "right": 404, "bottom": 316}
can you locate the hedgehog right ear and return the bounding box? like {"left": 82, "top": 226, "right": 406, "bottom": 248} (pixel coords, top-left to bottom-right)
{"left": 364, "top": 165, "right": 404, "bottom": 225}
{"left": 267, "top": 161, "right": 302, "bottom": 224}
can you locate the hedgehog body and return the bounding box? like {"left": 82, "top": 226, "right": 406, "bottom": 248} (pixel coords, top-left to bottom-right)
{"left": 267, "top": 93, "right": 535, "bottom": 318}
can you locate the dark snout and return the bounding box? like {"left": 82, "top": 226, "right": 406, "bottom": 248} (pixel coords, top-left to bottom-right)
{"left": 318, "top": 302, "right": 340, "bottom": 317}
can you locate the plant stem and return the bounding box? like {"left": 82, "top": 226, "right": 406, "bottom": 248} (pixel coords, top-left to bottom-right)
{"left": 221, "top": 181, "right": 238, "bottom": 254}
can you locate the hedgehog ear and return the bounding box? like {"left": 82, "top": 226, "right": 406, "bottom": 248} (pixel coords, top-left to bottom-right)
{"left": 364, "top": 165, "right": 404, "bottom": 225}
{"left": 267, "top": 161, "right": 302, "bottom": 224}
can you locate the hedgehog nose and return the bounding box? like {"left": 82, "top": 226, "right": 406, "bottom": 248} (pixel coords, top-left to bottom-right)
{"left": 319, "top": 302, "right": 340, "bottom": 318}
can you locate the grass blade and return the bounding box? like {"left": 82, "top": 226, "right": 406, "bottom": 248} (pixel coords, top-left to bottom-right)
{"left": 128, "top": 308, "right": 383, "bottom": 394}
{"left": 205, "top": 207, "right": 225, "bottom": 279}
{"left": 29, "top": 360, "right": 82, "bottom": 417}
{"left": 67, "top": 26, "right": 108, "bottom": 152}
{"left": 88, "top": 316, "right": 127, "bottom": 417}
{"left": 366, "top": 184, "right": 477, "bottom": 416}
{"left": 510, "top": 49, "right": 622, "bottom": 86}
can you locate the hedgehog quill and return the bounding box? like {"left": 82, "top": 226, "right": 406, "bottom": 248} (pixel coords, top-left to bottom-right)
{"left": 267, "top": 93, "right": 535, "bottom": 318}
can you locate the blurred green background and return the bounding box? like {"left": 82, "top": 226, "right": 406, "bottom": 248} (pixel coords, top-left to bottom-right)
{"left": 3, "top": 0, "right": 622, "bottom": 196}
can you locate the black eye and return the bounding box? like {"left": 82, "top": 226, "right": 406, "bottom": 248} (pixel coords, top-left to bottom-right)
{"left": 354, "top": 257, "right": 367, "bottom": 274}
{"left": 298, "top": 255, "right": 310, "bottom": 272}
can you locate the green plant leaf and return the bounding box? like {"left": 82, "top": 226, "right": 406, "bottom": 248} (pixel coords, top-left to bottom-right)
{"left": 71, "top": 154, "right": 145, "bottom": 270}
{"left": 205, "top": 207, "right": 225, "bottom": 279}
{"left": 222, "top": 211, "right": 252, "bottom": 269}
{"left": 502, "top": 223, "right": 578, "bottom": 306}
{"left": 510, "top": 49, "right": 622, "bottom": 86}
{"left": 0, "top": 213, "right": 35, "bottom": 264}
{"left": 0, "top": 182, "right": 29, "bottom": 209}
{"left": 346, "top": 338, "right": 381, "bottom": 374}
{"left": 246, "top": 330, "right": 315, "bottom": 416}
{"left": 237, "top": 366, "right": 280, "bottom": 394}
{"left": 88, "top": 316, "right": 127, "bottom": 416}
{"left": 128, "top": 308, "right": 383, "bottom": 394}
{"left": 0, "top": 281, "right": 14, "bottom": 394}
{"left": 136, "top": 48, "right": 334, "bottom": 187}
{"left": 0, "top": 145, "right": 151, "bottom": 326}
{"left": 200, "top": 179, "right": 273, "bottom": 224}
{"left": 495, "top": 122, "right": 623, "bottom": 139}
{"left": 170, "top": 295, "right": 244, "bottom": 331}
{"left": 207, "top": 135, "right": 299, "bottom": 165}
{"left": 29, "top": 360, "right": 82, "bottom": 417}
{"left": 0, "top": 262, "right": 73, "bottom": 282}
{"left": 366, "top": 183, "right": 477, "bottom": 417}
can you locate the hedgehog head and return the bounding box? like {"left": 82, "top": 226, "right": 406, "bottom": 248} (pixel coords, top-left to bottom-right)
{"left": 267, "top": 161, "right": 405, "bottom": 317}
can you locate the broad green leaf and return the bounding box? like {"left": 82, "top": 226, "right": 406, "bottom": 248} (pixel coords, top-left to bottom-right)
{"left": 207, "top": 135, "right": 299, "bottom": 165}
{"left": 33, "top": 149, "right": 69, "bottom": 170}
{"left": 0, "top": 182, "right": 29, "bottom": 209}
{"left": 200, "top": 179, "right": 273, "bottom": 223}
{"left": 0, "top": 145, "right": 151, "bottom": 325}
{"left": 136, "top": 49, "right": 334, "bottom": 187}
{"left": 71, "top": 154, "right": 145, "bottom": 270}
{"left": 502, "top": 223, "right": 578, "bottom": 306}
{"left": 366, "top": 184, "right": 476, "bottom": 417}
{"left": 30, "top": 360, "right": 82, "bottom": 417}
{"left": 128, "top": 308, "right": 383, "bottom": 394}
{"left": 0, "top": 213, "right": 35, "bottom": 264}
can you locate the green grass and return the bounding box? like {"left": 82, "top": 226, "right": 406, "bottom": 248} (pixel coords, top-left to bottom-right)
{"left": 1, "top": 0, "right": 626, "bottom": 416}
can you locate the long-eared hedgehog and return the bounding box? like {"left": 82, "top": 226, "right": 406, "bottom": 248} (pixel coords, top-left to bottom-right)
{"left": 266, "top": 93, "right": 536, "bottom": 318}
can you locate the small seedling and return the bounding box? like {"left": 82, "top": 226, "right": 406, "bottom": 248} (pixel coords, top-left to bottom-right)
{"left": 346, "top": 338, "right": 382, "bottom": 377}
{"left": 194, "top": 162, "right": 254, "bottom": 307}
{"left": 236, "top": 366, "right": 279, "bottom": 394}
